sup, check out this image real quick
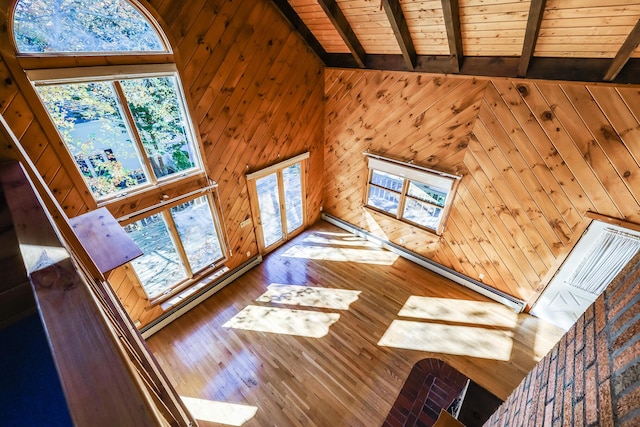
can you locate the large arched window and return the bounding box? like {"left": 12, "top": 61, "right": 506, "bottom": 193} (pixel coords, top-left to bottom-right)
{"left": 13, "top": 0, "right": 228, "bottom": 303}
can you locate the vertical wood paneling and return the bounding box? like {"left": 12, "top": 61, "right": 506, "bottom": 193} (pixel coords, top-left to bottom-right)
{"left": 324, "top": 68, "right": 640, "bottom": 304}
{"left": 0, "top": 0, "right": 325, "bottom": 328}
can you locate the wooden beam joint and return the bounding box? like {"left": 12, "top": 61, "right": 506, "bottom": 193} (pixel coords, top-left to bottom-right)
{"left": 604, "top": 19, "right": 640, "bottom": 81}
{"left": 317, "top": 0, "right": 367, "bottom": 68}
{"left": 518, "top": 0, "right": 547, "bottom": 77}
{"left": 381, "top": 0, "right": 417, "bottom": 71}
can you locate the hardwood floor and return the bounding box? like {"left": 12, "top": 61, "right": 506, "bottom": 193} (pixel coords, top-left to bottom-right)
{"left": 146, "top": 220, "right": 565, "bottom": 427}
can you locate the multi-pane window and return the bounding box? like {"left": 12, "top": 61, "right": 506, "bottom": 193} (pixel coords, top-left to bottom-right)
{"left": 13, "top": 0, "right": 229, "bottom": 303}
{"left": 123, "top": 193, "right": 226, "bottom": 301}
{"left": 34, "top": 73, "right": 200, "bottom": 200}
{"left": 365, "top": 156, "right": 460, "bottom": 235}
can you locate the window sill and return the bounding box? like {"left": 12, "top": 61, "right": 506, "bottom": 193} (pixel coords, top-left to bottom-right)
{"left": 363, "top": 205, "right": 443, "bottom": 237}
{"left": 145, "top": 264, "right": 231, "bottom": 310}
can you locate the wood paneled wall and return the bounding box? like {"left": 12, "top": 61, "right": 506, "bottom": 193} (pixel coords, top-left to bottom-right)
{"left": 324, "top": 68, "right": 640, "bottom": 305}
{"left": 0, "top": 0, "right": 325, "bottom": 327}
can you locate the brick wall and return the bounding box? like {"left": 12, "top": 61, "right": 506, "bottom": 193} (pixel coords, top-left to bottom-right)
{"left": 484, "top": 251, "right": 640, "bottom": 427}
{"left": 384, "top": 358, "right": 469, "bottom": 427}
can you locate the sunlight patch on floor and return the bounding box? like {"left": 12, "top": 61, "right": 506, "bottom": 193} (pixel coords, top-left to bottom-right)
{"left": 398, "top": 296, "right": 518, "bottom": 328}
{"left": 223, "top": 305, "right": 340, "bottom": 338}
{"left": 378, "top": 320, "right": 513, "bottom": 360}
{"left": 282, "top": 244, "right": 398, "bottom": 265}
{"left": 180, "top": 396, "right": 257, "bottom": 426}
{"left": 301, "top": 233, "right": 378, "bottom": 247}
{"left": 256, "top": 284, "right": 361, "bottom": 310}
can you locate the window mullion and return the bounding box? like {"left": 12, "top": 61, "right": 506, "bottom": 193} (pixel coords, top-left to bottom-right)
{"left": 162, "top": 210, "right": 193, "bottom": 278}
{"left": 397, "top": 179, "right": 410, "bottom": 220}
{"left": 112, "top": 80, "right": 158, "bottom": 185}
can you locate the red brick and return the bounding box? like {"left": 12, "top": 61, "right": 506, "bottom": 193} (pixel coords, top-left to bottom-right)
{"left": 585, "top": 364, "right": 598, "bottom": 425}
{"left": 612, "top": 317, "right": 640, "bottom": 355}
{"left": 606, "top": 268, "right": 640, "bottom": 319}
{"left": 585, "top": 320, "right": 596, "bottom": 368}
{"left": 616, "top": 382, "right": 640, "bottom": 421}
{"left": 595, "top": 295, "right": 607, "bottom": 333}
{"left": 597, "top": 331, "right": 611, "bottom": 383}
{"left": 565, "top": 339, "right": 575, "bottom": 388}
{"left": 598, "top": 379, "right": 614, "bottom": 427}
{"left": 536, "top": 378, "right": 548, "bottom": 427}
{"left": 574, "top": 398, "right": 584, "bottom": 427}
{"left": 576, "top": 315, "right": 585, "bottom": 351}
{"left": 553, "top": 367, "right": 563, "bottom": 422}
{"left": 544, "top": 401, "right": 554, "bottom": 427}
{"left": 621, "top": 416, "right": 640, "bottom": 427}
{"left": 613, "top": 336, "right": 640, "bottom": 372}
{"left": 585, "top": 304, "right": 595, "bottom": 322}
{"left": 575, "top": 349, "right": 585, "bottom": 401}
{"left": 606, "top": 260, "right": 640, "bottom": 298}
{"left": 563, "top": 382, "right": 573, "bottom": 426}
{"left": 547, "top": 356, "right": 558, "bottom": 403}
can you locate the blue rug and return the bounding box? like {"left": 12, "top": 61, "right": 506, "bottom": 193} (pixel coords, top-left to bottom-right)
{"left": 0, "top": 314, "right": 72, "bottom": 426}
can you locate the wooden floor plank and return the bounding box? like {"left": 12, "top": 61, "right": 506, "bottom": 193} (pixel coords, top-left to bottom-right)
{"left": 146, "top": 221, "right": 565, "bottom": 427}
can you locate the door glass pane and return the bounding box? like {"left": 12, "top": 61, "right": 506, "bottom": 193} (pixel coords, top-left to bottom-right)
{"left": 283, "top": 163, "right": 303, "bottom": 233}
{"left": 120, "top": 77, "right": 197, "bottom": 180}
{"left": 367, "top": 186, "right": 400, "bottom": 215}
{"left": 256, "top": 173, "right": 283, "bottom": 248}
{"left": 124, "top": 213, "right": 187, "bottom": 299}
{"left": 403, "top": 198, "right": 442, "bottom": 230}
{"left": 37, "top": 82, "right": 148, "bottom": 198}
{"left": 170, "top": 196, "right": 224, "bottom": 272}
{"left": 407, "top": 181, "right": 448, "bottom": 208}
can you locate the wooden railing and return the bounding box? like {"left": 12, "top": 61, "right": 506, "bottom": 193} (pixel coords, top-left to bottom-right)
{"left": 0, "top": 115, "right": 196, "bottom": 426}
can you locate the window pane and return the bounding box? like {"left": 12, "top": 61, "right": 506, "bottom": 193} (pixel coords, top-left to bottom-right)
{"left": 125, "top": 213, "right": 187, "bottom": 299}
{"left": 120, "top": 77, "right": 197, "bottom": 180}
{"left": 256, "top": 173, "right": 283, "bottom": 248}
{"left": 14, "top": 0, "right": 166, "bottom": 53}
{"left": 36, "top": 82, "right": 148, "bottom": 198}
{"left": 367, "top": 186, "right": 400, "bottom": 215}
{"left": 170, "top": 196, "right": 224, "bottom": 273}
{"left": 283, "top": 164, "right": 303, "bottom": 233}
{"left": 403, "top": 198, "right": 442, "bottom": 230}
{"left": 371, "top": 170, "right": 403, "bottom": 192}
{"left": 407, "top": 181, "right": 448, "bottom": 208}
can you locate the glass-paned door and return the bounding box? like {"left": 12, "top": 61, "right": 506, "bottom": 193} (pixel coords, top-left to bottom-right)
{"left": 247, "top": 154, "right": 307, "bottom": 254}
{"left": 256, "top": 173, "right": 284, "bottom": 248}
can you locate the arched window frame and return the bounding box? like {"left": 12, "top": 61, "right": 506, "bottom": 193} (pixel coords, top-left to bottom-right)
{"left": 5, "top": 0, "right": 230, "bottom": 301}
{"left": 7, "top": 0, "right": 212, "bottom": 211}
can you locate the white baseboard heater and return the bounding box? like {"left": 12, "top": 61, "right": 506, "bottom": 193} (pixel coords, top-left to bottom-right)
{"left": 141, "top": 255, "right": 263, "bottom": 338}
{"left": 322, "top": 213, "right": 526, "bottom": 313}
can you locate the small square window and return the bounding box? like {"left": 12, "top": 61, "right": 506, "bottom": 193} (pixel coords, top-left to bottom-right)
{"left": 365, "top": 156, "right": 460, "bottom": 235}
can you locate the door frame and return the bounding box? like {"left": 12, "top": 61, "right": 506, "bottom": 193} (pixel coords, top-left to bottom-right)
{"left": 246, "top": 152, "right": 309, "bottom": 254}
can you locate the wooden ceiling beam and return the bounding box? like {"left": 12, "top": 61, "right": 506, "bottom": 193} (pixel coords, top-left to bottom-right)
{"left": 604, "top": 19, "right": 640, "bottom": 82}
{"left": 440, "top": 0, "right": 463, "bottom": 73}
{"left": 381, "top": 0, "right": 417, "bottom": 71}
{"left": 270, "top": 0, "right": 328, "bottom": 64}
{"left": 518, "top": 0, "right": 547, "bottom": 77}
{"left": 316, "top": 0, "right": 367, "bottom": 68}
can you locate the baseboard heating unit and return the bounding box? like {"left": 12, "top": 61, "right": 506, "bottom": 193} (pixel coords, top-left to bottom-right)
{"left": 322, "top": 213, "right": 526, "bottom": 313}
{"left": 141, "top": 255, "right": 263, "bottom": 338}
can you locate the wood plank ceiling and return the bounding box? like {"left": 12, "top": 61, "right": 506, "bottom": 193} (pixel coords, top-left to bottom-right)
{"left": 274, "top": 0, "right": 640, "bottom": 83}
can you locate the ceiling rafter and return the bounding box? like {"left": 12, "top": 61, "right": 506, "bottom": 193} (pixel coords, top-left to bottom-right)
{"left": 270, "top": 0, "right": 328, "bottom": 65}
{"left": 518, "top": 0, "right": 547, "bottom": 77}
{"left": 440, "top": 0, "right": 463, "bottom": 73}
{"left": 604, "top": 19, "right": 640, "bottom": 82}
{"left": 381, "top": 0, "right": 417, "bottom": 71}
{"left": 316, "top": 0, "right": 367, "bottom": 68}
